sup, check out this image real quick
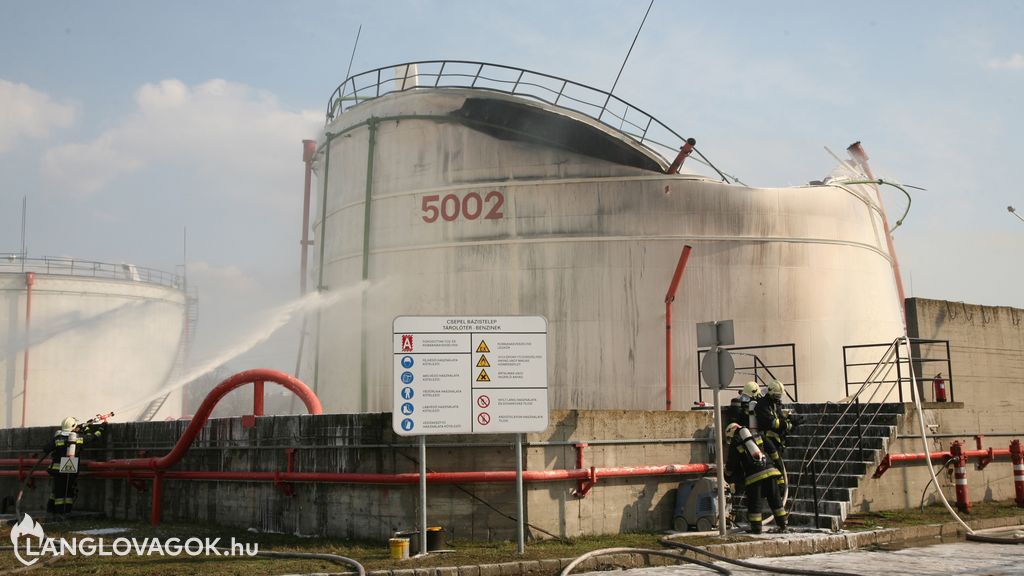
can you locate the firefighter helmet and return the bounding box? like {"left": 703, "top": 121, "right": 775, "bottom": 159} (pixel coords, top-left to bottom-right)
{"left": 767, "top": 379, "right": 785, "bottom": 398}
{"left": 60, "top": 416, "right": 77, "bottom": 433}
{"left": 725, "top": 422, "right": 741, "bottom": 439}
{"left": 742, "top": 381, "right": 761, "bottom": 397}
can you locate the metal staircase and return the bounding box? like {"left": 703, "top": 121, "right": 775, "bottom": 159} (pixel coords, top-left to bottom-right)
{"left": 780, "top": 337, "right": 951, "bottom": 529}
{"left": 784, "top": 402, "right": 904, "bottom": 528}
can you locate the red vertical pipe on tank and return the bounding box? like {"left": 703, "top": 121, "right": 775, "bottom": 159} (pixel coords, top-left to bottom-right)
{"left": 846, "top": 142, "right": 907, "bottom": 327}
{"left": 664, "top": 246, "right": 693, "bottom": 411}
{"left": 300, "top": 139, "right": 317, "bottom": 295}
{"left": 21, "top": 272, "right": 35, "bottom": 428}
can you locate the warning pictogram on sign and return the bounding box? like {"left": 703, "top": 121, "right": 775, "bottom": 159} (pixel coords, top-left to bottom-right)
{"left": 476, "top": 340, "right": 490, "bottom": 353}
{"left": 59, "top": 457, "right": 79, "bottom": 474}
{"left": 476, "top": 355, "right": 490, "bottom": 368}
{"left": 476, "top": 369, "right": 491, "bottom": 382}
{"left": 477, "top": 395, "right": 490, "bottom": 408}
{"left": 401, "top": 335, "right": 414, "bottom": 352}
{"left": 477, "top": 412, "right": 491, "bottom": 426}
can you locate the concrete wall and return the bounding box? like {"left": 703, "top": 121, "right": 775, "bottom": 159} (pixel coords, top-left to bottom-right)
{"left": 0, "top": 409, "right": 714, "bottom": 541}
{"left": 853, "top": 298, "right": 1024, "bottom": 512}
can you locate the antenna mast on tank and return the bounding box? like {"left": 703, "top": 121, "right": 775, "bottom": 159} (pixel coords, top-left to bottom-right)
{"left": 598, "top": 0, "right": 655, "bottom": 121}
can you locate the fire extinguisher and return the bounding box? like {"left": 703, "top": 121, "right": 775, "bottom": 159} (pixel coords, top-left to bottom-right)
{"left": 933, "top": 373, "right": 947, "bottom": 402}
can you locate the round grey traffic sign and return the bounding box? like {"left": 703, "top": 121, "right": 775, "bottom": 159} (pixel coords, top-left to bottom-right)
{"left": 700, "top": 348, "right": 735, "bottom": 390}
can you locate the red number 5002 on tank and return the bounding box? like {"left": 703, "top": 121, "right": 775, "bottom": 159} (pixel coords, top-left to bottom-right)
{"left": 421, "top": 191, "right": 504, "bottom": 223}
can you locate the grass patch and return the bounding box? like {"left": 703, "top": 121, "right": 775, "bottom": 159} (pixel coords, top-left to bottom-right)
{"left": 844, "top": 499, "right": 1024, "bottom": 531}
{"left": 5, "top": 500, "right": 1020, "bottom": 575}
{"left": 0, "top": 518, "right": 749, "bottom": 576}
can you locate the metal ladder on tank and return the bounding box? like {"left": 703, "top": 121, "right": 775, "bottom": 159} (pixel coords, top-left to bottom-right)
{"left": 140, "top": 287, "right": 198, "bottom": 421}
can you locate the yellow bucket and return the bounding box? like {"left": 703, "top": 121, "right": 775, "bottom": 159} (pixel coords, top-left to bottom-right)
{"left": 389, "top": 537, "right": 410, "bottom": 560}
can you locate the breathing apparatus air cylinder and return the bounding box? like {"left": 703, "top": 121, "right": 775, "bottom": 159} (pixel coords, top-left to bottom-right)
{"left": 737, "top": 426, "right": 763, "bottom": 460}
{"left": 66, "top": 431, "right": 78, "bottom": 458}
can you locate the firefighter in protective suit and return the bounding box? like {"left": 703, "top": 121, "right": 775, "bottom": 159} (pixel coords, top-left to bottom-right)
{"left": 44, "top": 416, "right": 107, "bottom": 514}
{"left": 726, "top": 381, "right": 762, "bottom": 428}
{"left": 755, "top": 379, "right": 795, "bottom": 493}
{"left": 725, "top": 421, "right": 788, "bottom": 534}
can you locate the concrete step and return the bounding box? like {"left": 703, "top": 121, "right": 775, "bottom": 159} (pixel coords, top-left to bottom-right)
{"left": 786, "top": 510, "right": 842, "bottom": 530}
{"left": 786, "top": 435, "right": 888, "bottom": 450}
{"left": 785, "top": 472, "right": 862, "bottom": 489}
{"left": 794, "top": 412, "right": 899, "bottom": 426}
{"left": 786, "top": 424, "right": 895, "bottom": 439}
{"left": 793, "top": 402, "right": 905, "bottom": 415}
{"left": 784, "top": 446, "right": 880, "bottom": 465}
{"left": 783, "top": 459, "right": 872, "bottom": 476}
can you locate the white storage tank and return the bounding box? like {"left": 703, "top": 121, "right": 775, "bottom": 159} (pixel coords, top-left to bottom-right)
{"left": 303, "top": 61, "right": 904, "bottom": 413}
{"left": 0, "top": 258, "right": 187, "bottom": 427}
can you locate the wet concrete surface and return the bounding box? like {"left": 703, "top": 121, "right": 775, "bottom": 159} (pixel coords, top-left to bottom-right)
{"left": 575, "top": 540, "right": 1024, "bottom": 576}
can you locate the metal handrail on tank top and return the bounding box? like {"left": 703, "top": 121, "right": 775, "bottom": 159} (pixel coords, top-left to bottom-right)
{"left": 0, "top": 255, "right": 182, "bottom": 290}
{"left": 324, "top": 60, "right": 731, "bottom": 183}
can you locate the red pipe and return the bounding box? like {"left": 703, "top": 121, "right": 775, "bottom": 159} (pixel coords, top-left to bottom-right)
{"left": 97, "top": 369, "right": 321, "bottom": 473}
{"left": 664, "top": 245, "right": 693, "bottom": 411}
{"left": 300, "top": 139, "right": 316, "bottom": 295}
{"left": 151, "top": 473, "right": 164, "bottom": 526}
{"left": 0, "top": 463, "right": 713, "bottom": 485}
{"left": 21, "top": 272, "right": 35, "bottom": 427}
{"left": 666, "top": 138, "right": 697, "bottom": 174}
{"left": 1011, "top": 440, "right": 1024, "bottom": 507}
{"left": 846, "top": 142, "right": 907, "bottom": 328}
{"left": 253, "top": 380, "right": 265, "bottom": 417}
{"left": 873, "top": 446, "right": 1012, "bottom": 478}
{"left": 951, "top": 441, "right": 971, "bottom": 513}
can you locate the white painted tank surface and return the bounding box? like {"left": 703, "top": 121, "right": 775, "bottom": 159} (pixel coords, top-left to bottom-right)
{"left": 0, "top": 258, "right": 186, "bottom": 428}
{"left": 305, "top": 62, "right": 905, "bottom": 413}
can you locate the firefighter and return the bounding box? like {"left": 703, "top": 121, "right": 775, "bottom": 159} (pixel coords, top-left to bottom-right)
{"left": 44, "top": 416, "right": 107, "bottom": 514}
{"left": 725, "top": 421, "right": 788, "bottom": 534}
{"left": 726, "top": 380, "right": 762, "bottom": 428}
{"left": 755, "top": 379, "right": 796, "bottom": 494}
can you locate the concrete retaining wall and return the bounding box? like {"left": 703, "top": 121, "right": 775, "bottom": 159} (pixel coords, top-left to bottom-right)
{"left": 0, "top": 409, "right": 714, "bottom": 541}
{"left": 853, "top": 298, "right": 1024, "bottom": 512}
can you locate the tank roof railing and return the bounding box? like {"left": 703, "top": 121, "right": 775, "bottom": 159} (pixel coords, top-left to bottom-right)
{"left": 326, "top": 60, "right": 729, "bottom": 182}
{"left": 0, "top": 255, "right": 183, "bottom": 290}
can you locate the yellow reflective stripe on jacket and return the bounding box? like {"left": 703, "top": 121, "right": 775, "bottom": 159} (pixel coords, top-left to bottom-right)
{"left": 745, "top": 467, "right": 781, "bottom": 486}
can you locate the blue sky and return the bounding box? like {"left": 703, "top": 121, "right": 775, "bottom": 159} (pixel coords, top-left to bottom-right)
{"left": 2, "top": 1, "right": 1023, "bottom": 377}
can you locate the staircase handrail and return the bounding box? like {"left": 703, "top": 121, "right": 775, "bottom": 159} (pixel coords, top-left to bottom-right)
{"left": 791, "top": 337, "right": 903, "bottom": 526}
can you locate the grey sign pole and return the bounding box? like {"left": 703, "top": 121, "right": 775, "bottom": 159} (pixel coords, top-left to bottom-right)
{"left": 515, "top": 433, "right": 525, "bottom": 554}
{"left": 698, "top": 320, "right": 735, "bottom": 537}
{"left": 419, "top": 435, "right": 428, "bottom": 556}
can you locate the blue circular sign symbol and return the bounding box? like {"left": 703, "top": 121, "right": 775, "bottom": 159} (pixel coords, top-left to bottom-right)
{"left": 401, "top": 402, "right": 414, "bottom": 415}
{"left": 402, "top": 387, "right": 414, "bottom": 400}
{"left": 401, "top": 371, "right": 414, "bottom": 384}
{"left": 401, "top": 355, "right": 414, "bottom": 369}
{"left": 401, "top": 418, "right": 414, "bottom": 431}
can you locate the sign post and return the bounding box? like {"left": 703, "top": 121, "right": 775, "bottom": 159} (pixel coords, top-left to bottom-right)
{"left": 394, "top": 316, "right": 548, "bottom": 555}
{"left": 698, "top": 320, "right": 735, "bottom": 537}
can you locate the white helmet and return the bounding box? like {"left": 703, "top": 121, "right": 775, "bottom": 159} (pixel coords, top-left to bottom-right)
{"left": 742, "top": 381, "right": 761, "bottom": 398}
{"left": 767, "top": 379, "right": 784, "bottom": 399}
{"left": 725, "top": 422, "right": 741, "bottom": 439}
{"left": 60, "top": 416, "right": 77, "bottom": 433}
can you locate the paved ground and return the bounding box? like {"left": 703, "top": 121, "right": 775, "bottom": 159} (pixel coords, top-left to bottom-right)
{"left": 576, "top": 540, "right": 1024, "bottom": 576}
